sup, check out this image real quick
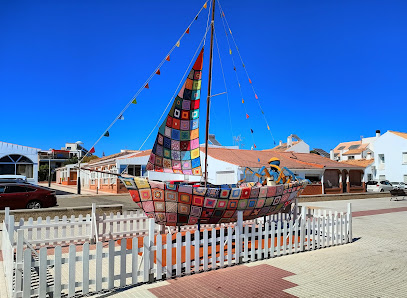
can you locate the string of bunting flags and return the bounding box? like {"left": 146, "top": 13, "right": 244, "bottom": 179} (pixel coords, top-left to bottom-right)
{"left": 218, "top": 6, "right": 256, "bottom": 150}
{"left": 218, "top": 0, "right": 276, "bottom": 147}
{"left": 79, "top": 1, "right": 209, "bottom": 161}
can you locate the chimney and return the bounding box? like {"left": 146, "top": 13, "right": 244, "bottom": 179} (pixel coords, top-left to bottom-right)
{"left": 287, "top": 135, "right": 293, "bottom": 147}
{"left": 376, "top": 130, "right": 381, "bottom": 138}
{"left": 279, "top": 140, "right": 282, "bottom": 146}
{"left": 330, "top": 149, "right": 334, "bottom": 160}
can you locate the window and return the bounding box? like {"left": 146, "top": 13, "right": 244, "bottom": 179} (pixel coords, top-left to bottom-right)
{"left": 348, "top": 156, "right": 355, "bottom": 160}
{"left": 379, "top": 154, "right": 385, "bottom": 164}
{"left": 403, "top": 153, "right": 407, "bottom": 164}
{"left": 5, "top": 186, "right": 27, "bottom": 193}
{"left": 0, "top": 154, "right": 34, "bottom": 178}
{"left": 379, "top": 175, "right": 386, "bottom": 180}
{"left": 404, "top": 175, "right": 407, "bottom": 184}
{"left": 337, "top": 146, "right": 345, "bottom": 150}
{"left": 0, "top": 186, "right": 5, "bottom": 193}
{"left": 367, "top": 174, "right": 373, "bottom": 181}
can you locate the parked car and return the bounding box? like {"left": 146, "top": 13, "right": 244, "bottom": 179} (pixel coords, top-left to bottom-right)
{"left": 0, "top": 175, "right": 27, "bottom": 183}
{"left": 0, "top": 183, "right": 57, "bottom": 209}
{"left": 366, "top": 180, "right": 393, "bottom": 192}
{"left": 390, "top": 182, "right": 407, "bottom": 190}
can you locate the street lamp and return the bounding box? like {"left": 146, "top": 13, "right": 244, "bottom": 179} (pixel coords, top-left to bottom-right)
{"left": 75, "top": 141, "right": 83, "bottom": 195}
{"left": 48, "top": 148, "right": 53, "bottom": 187}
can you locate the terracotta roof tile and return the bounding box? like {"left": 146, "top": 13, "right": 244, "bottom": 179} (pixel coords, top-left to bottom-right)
{"left": 389, "top": 130, "right": 407, "bottom": 140}
{"left": 200, "top": 147, "right": 360, "bottom": 170}
{"left": 88, "top": 150, "right": 139, "bottom": 164}
{"left": 340, "top": 159, "right": 374, "bottom": 168}
{"left": 342, "top": 148, "right": 364, "bottom": 155}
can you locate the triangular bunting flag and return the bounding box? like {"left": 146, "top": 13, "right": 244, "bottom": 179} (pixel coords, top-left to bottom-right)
{"left": 229, "top": 49, "right": 232, "bottom": 55}
{"left": 176, "top": 41, "right": 180, "bottom": 47}
{"left": 249, "top": 78, "right": 252, "bottom": 84}
{"left": 267, "top": 125, "right": 270, "bottom": 130}
{"left": 89, "top": 147, "right": 95, "bottom": 154}
{"left": 156, "top": 69, "right": 160, "bottom": 75}
{"left": 203, "top": 2, "right": 207, "bottom": 8}
{"left": 261, "top": 109, "right": 264, "bottom": 114}
{"left": 255, "top": 94, "right": 258, "bottom": 99}
{"left": 233, "top": 66, "right": 236, "bottom": 71}
{"left": 104, "top": 131, "right": 110, "bottom": 137}
{"left": 229, "top": 29, "right": 232, "bottom": 34}
{"left": 132, "top": 98, "right": 137, "bottom": 104}
{"left": 195, "top": 16, "right": 198, "bottom": 20}
{"left": 145, "top": 83, "right": 149, "bottom": 89}
{"left": 223, "top": 12, "right": 225, "bottom": 17}
{"left": 242, "top": 99, "right": 244, "bottom": 104}
{"left": 186, "top": 28, "right": 190, "bottom": 34}
{"left": 258, "top": 158, "right": 260, "bottom": 162}
{"left": 242, "top": 63, "right": 245, "bottom": 68}
{"left": 246, "top": 113, "right": 249, "bottom": 119}
{"left": 166, "top": 55, "right": 170, "bottom": 61}
{"left": 118, "top": 114, "right": 124, "bottom": 120}
{"left": 254, "top": 144, "right": 257, "bottom": 148}
{"left": 274, "top": 140, "right": 276, "bottom": 145}
{"left": 250, "top": 129, "right": 254, "bottom": 133}
{"left": 102, "top": 151, "right": 105, "bottom": 157}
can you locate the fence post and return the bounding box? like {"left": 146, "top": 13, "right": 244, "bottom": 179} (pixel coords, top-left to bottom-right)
{"left": 148, "top": 218, "right": 155, "bottom": 282}
{"left": 347, "top": 203, "right": 352, "bottom": 243}
{"left": 90, "top": 203, "right": 97, "bottom": 244}
{"left": 8, "top": 215, "right": 15, "bottom": 244}
{"left": 293, "top": 199, "right": 298, "bottom": 222}
{"left": 300, "top": 207, "right": 306, "bottom": 251}
{"left": 236, "top": 211, "right": 243, "bottom": 264}
{"left": 15, "top": 229, "right": 24, "bottom": 294}
{"left": 5, "top": 207, "right": 9, "bottom": 230}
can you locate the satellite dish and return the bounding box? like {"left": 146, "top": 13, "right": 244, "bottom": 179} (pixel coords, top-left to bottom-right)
{"left": 75, "top": 141, "right": 83, "bottom": 145}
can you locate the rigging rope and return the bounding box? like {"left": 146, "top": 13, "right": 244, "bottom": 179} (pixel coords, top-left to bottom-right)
{"left": 217, "top": 11, "right": 256, "bottom": 149}
{"left": 217, "top": 0, "right": 276, "bottom": 147}
{"left": 213, "top": 29, "right": 234, "bottom": 144}
{"left": 137, "top": 1, "right": 213, "bottom": 152}
{"left": 80, "top": 1, "right": 210, "bottom": 164}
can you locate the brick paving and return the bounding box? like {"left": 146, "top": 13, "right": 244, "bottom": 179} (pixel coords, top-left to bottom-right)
{"left": 149, "top": 264, "right": 296, "bottom": 298}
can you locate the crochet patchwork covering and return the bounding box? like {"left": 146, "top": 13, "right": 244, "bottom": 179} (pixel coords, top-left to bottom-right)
{"left": 119, "top": 177, "right": 306, "bottom": 226}
{"left": 146, "top": 48, "right": 204, "bottom": 176}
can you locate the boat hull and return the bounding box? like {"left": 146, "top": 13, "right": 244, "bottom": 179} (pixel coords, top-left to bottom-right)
{"left": 119, "top": 177, "right": 306, "bottom": 226}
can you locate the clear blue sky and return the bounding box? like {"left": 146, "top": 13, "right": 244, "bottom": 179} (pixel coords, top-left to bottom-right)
{"left": 1, "top": 0, "right": 407, "bottom": 155}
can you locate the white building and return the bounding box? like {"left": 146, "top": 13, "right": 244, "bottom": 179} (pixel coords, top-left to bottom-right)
{"left": 61, "top": 142, "right": 91, "bottom": 158}
{"left": 373, "top": 130, "right": 407, "bottom": 183}
{"left": 265, "top": 134, "right": 310, "bottom": 154}
{"left": 331, "top": 130, "right": 379, "bottom": 162}
{"left": 0, "top": 141, "right": 40, "bottom": 184}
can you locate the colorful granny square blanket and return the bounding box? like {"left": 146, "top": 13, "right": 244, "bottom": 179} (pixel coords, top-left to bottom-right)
{"left": 146, "top": 48, "right": 204, "bottom": 176}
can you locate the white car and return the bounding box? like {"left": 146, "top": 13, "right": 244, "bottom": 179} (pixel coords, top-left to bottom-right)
{"left": 366, "top": 180, "right": 393, "bottom": 192}
{"left": 390, "top": 182, "right": 407, "bottom": 190}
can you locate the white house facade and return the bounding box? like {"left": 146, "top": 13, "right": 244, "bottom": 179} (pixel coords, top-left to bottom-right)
{"left": 373, "top": 131, "right": 407, "bottom": 183}
{"left": 0, "top": 141, "right": 40, "bottom": 184}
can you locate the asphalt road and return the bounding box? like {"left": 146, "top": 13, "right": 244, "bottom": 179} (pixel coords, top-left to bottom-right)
{"left": 56, "top": 194, "right": 139, "bottom": 211}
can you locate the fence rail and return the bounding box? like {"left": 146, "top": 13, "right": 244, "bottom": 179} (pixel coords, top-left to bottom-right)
{"left": 1, "top": 203, "right": 353, "bottom": 298}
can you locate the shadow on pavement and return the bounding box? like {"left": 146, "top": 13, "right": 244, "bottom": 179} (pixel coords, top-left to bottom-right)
{"left": 39, "top": 186, "right": 74, "bottom": 195}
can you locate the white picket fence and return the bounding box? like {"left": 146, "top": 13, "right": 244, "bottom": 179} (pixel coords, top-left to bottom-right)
{"left": 3, "top": 204, "right": 269, "bottom": 249}
{"left": 1, "top": 204, "right": 353, "bottom": 298}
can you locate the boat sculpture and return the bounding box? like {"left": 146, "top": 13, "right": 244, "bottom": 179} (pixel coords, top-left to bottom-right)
{"left": 117, "top": 0, "right": 307, "bottom": 226}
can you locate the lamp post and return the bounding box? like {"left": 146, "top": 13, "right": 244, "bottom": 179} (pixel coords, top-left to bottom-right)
{"left": 76, "top": 141, "right": 83, "bottom": 195}
{"left": 48, "top": 148, "right": 53, "bottom": 188}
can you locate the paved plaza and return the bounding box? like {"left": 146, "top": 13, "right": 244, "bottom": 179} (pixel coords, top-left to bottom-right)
{"left": 1, "top": 196, "right": 407, "bottom": 297}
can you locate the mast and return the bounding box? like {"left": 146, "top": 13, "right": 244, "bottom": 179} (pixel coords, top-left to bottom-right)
{"left": 204, "top": 0, "right": 216, "bottom": 186}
